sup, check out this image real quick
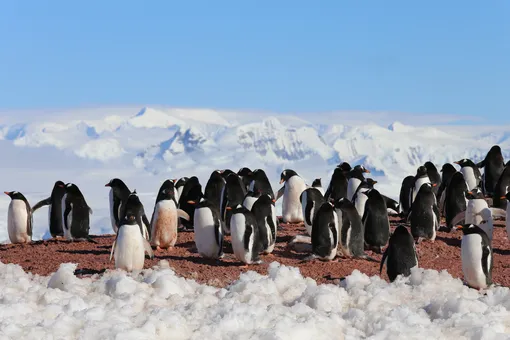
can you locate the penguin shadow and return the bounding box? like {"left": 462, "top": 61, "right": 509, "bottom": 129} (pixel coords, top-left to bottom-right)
{"left": 434, "top": 235, "right": 461, "bottom": 248}
{"left": 276, "top": 234, "right": 294, "bottom": 243}
{"left": 493, "top": 248, "right": 510, "bottom": 256}
{"left": 158, "top": 254, "right": 244, "bottom": 267}
{"left": 176, "top": 240, "right": 197, "bottom": 252}
{"left": 57, "top": 249, "right": 110, "bottom": 255}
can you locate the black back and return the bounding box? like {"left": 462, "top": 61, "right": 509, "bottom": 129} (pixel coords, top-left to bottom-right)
{"left": 63, "top": 183, "right": 91, "bottom": 238}
{"left": 445, "top": 172, "right": 468, "bottom": 229}
{"left": 301, "top": 188, "right": 325, "bottom": 226}
{"left": 49, "top": 181, "right": 66, "bottom": 237}
{"left": 380, "top": 225, "right": 417, "bottom": 282}
{"left": 221, "top": 174, "right": 248, "bottom": 230}
{"left": 251, "top": 195, "right": 276, "bottom": 253}
{"left": 237, "top": 167, "right": 253, "bottom": 190}
{"left": 478, "top": 145, "right": 505, "bottom": 197}
{"left": 362, "top": 189, "right": 389, "bottom": 251}
{"left": 231, "top": 205, "right": 261, "bottom": 262}
{"left": 204, "top": 170, "right": 226, "bottom": 209}
{"left": 335, "top": 198, "right": 365, "bottom": 257}
{"left": 178, "top": 176, "right": 203, "bottom": 229}
{"left": 455, "top": 158, "right": 482, "bottom": 187}
{"left": 409, "top": 184, "right": 438, "bottom": 240}
{"left": 250, "top": 169, "right": 274, "bottom": 199}
{"left": 424, "top": 162, "right": 441, "bottom": 197}
{"left": 324, "top": 167, "right": 348, "bottom": 201}
{"left": 493, "top": 164, "right": 510, "bottom": 209}
{"left": 311, "top": 202, "right": 338, "bottom": 259}
{"left": 437, "top": 163, "right": 457, "bottom": 202}
{"left": 399, "top": 176, "right": 415, "bottom": 216}
{"left": 105, "top": 178, "right": 131, "bottom": 227}
{"left": 155, "top": 180, "right": 177, "bottom": 204}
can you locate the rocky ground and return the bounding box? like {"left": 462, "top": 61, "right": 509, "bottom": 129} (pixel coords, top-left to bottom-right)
{"left": 1, "top": 216, "right": 510, "bottom": 288}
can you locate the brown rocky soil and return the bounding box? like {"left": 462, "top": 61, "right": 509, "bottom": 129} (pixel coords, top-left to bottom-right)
{"left": 1, "top": 217, "right": 510, "bottom": 288}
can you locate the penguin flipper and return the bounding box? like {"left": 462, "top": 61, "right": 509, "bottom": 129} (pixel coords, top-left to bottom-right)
{"left": 276, "top": 186, "right": 285, "bottom": 201}
{"left": 31, "top": 197, "right": 51, "bottom": 212}
{"left": 477, "top": 160, "right": 486, "bottom": 168}
{"left": 450, "top": 211, "right": 466, "bottom": 227}
{"left": 110, "top": 239, "right": 116, "bottom": 262}
{"left": 177, "top": 209, "right": 190, "bottom": 221}
{"left": 88, "top": 207, "right": 93, "bottom": 215}
{"left": 142, "top": 214, "right": 151, "bottom": 240}
{"left": 380, "top": 248, "right": 388, "bottom": 274}
{"left": 143, "top": 238, "right": 154, "bottom": 259}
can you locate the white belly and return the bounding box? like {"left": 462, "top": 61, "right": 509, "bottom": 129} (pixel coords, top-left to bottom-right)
{"left": 354, "top": 190, "right": 369, "bottom": 218}
{"left": 109, "top": 190, "right": 118, "bottom": 233}
{"left": 461, "top": 167, "right": 477, "bottom": 191}
{"left": 461, "top": 234, "right": 488, "bottom": 289}
{"left": 301, "top": 190, "right": 313, "bottom": 235}
{"left": 243, "top": 196, "right": 258, "bottom": 211}
{"left": 412, "top": 177, "right": 431, "bottom": 203}
{"left": 326, "top": 210, "right": 339, "bottom": 260}
{"left": 150, "top": 200, "right": 178, "bottom": 248}
{"left": 282, "top": 176, "right": 307, "bottom": 223}
{"left": 173, "top": 188, "right": 180, "bottom": 203}
{"left": 268, "top": 204, "right": 277, "bottom": 252}
{"left": 478, "top": 208, "right": 494, "bottom": 243}
{"left": 230, "top": 213, "right": 254, "bottom": 264}
{"left": 61, "top": 194, "right": 73, "bottom": 240}
{"left": 466, "top": 199, "right": 488, "bottom": 225}
{"left": 347, "top": 178, "right": 361, "bottom": 201}
{"left": 193, "top": 207, "right": 222, "bottom": 258}
{"left": 176, "top": 187, "right": 184, "bottom": 203}
{"left": 114, "top": 224, "right": 145, "bottom": 271}
{"left": 7, "top": 200, "right": 30, "bottom": 243}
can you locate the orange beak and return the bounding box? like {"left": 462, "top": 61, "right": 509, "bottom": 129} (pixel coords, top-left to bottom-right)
{"left": 279, "top": 179, "right": 284, "bottom": 184}
{"left": 272, "top": 199, "right": 276, "bottom": 203}
{"left": 364, "top": 169, "right": 371, "bottom": 173}
{"left": 500, "top": 196, "right": 507, "bottom": 200}
{"left": 3, "top": 191, "right": 9, "bottom": 195}
{"left": 105, "top": 183, "right": 110, "bottom": 187}
{"left": 456, "top": 225, "right": 463, "bottom": 230}
{"left": 226, "top": 206, "right": 232, "bottom": 210}
{"left": 187, "top": 200, "right": 196, "bottom": 204}
{"left": 468, "top": 191, "right": 473, "bottom": 195}
{"left": 432, "top": 183, "right": 437, "bottom": 187}
{"left": 454, "top": 161, "right": 460, "bottom": 165}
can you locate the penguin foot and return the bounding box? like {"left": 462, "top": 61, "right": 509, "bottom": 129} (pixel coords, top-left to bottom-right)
{"left": 239, "top": 264, "right": 249, "bottom": 268}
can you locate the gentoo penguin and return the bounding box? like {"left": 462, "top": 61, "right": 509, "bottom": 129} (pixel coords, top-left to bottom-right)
{"left": 438, "top": 163, "right": 457, "bottom": 214}
{"left": 109, "top": 192, "right": 154, "bottom": 271}
{"left": 248, "top": 169, "right": 274, "bottom": 200}
{"left": 189, "top": 198, "right": 224, "bottom": 259}
{"left": 307, "top": 201, "right": 339, "bottom": 261}
{"left": 457, "top": 224, "right": 493, "bottom": 290}
{"left": 220, "top": 169, "right": 235, "bottom": 179}
{"left": 177, "top": 176, "right": 202, "bottom": 230}
{"left": 104, "top": 178, "right": 131, "bottom": 234}
{"left": 220, "top": 173, "right": 247, "bottom": 233}
{"left": 277, "top": 169, "right": 307, "bottom": 223}
{"left": 324, "top": 166, "right": 349, "bottom": 201}
{"left": 398, "top": 176, "right": 415, "bottom": 217}
{"left": 380, "top": 225, "right": 418, "bottom": 282}
{"left": 174, "top": 177, "right": 189, "bottom": 203}
{"left": 228, "top": 204, "right": 262, "bottom": 265}
{"left": 204, "top": 170, "right": 226, "bottom": 210}
{"left": 477, "top": 145, "right": 505, "bottom": 197}
{"left": 60, "top": 183, "right": 94, "bottom": 241}
{"left": 251, "top": 194, "right": 277, "bottom": 254}
{"left": 408, "top": 183, "right": 439, "bottom": 243}
{"left": 424, "top": 162, "right": 441, "bottom": 197}
{"left": 237, "top": 167, "right": 253, "bottom": 191}
{"left": 242, "top": 191, "right": 261, "bottom": 211}
{"left": 31, "top": 180, "right": 66, "bottom": 238}
{"left": 311, "top": 178, "right": 324, "bottom": 196}
{"left": 492, "top": 161, "right": 510, "bottom": 209}
{"left": 352, "top": 181, "right": 372, "bottom": 218}
{"left": 150, "top": 180, "right": 190, "bottom": 250}
{"left": 444, "top": 172, "right": 468, "bottom": 230}
{"left": 300, "top": 187, "right": 325, "bottom": 236}
{"left": 346, "top": 165, "right": 370, "bottom": 201}
{"left": 410, "top": 165, "right": 432, "bottom": 204}
{"left": 454, "top": 158, "right": 482, "bottom": 191}
{"left": 362, "top": 188, "right": 390, "bottom": 253}
{"left": 4, "top": 191, "right": 32, "bottom": 244}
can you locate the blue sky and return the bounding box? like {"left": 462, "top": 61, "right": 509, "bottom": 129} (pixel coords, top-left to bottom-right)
{"left": 0, "top": 1, "right": 509, "bottom": 120}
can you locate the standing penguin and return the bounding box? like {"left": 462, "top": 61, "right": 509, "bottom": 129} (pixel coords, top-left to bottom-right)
{"left": 220, "top": 173, "right": 247, "bottom": 233}
{"left": 110, "top": 192, "right": 154, "bottom": 271}
{"left": 189, "top": 198, "right": 224, "bottom": 259}
{"left": 398, "top": 176, "right": 415, "bottom": 217}
{"left": 228, "top": 204, "right": 262, "bottom": 265}
{"left": 251, "top": 194, "right": 277, "bottom": 254}
{"left": 204, "top": 170, "right": 226, "bottom": 210}
{"left": 362, "top": 188, "right": 390, "bottom": 253}
{"left": 150, "top": 180, "right": 190, "bottom": 250}
{"left": 60, "top": 183, "right": 95, "bottom": 241}
{"left": 324, "top": 163, "right": 351, "bottom": 201}
{"left": 492, "top": 161, "right": 510, "bottom": 209}
{"left": 352, "top": 181, "right": 372, "bottom": 218}
{"left": 380, "top": 225, "right": 418, "bottom": 282}
{"left": 438, "top": 163, "right": 457, "bottom": 214}
{"left": 177, "top": 176, "right": 202, "bottom": 230}
{"left": 408, "top": 184, "right": 440, "bottom": 243}
{"left": 174, "top": 177, "right": 189, "bottom": 203}
{"left": 346, "top": 165, "right": 370, "bottom": 201}
{"left": 104, "top": 178, "right": 131, "bottom": 234}
{"left": 31, "top": 180, "right": 66, "bottom": 238}
{"left": 242, "top": 191, "right": 261, "bottom": 211}
{"left": 307, "top": 201, "right": 339, "bottom": 261}
{"left": 248, "top": 169, "right": 274, "bottom": 200}
{"left": 300, "top": 187, "right": 325, "bottom": 236}
{"left": 4, "top": 191, "right": 32, "bottom": 244}
{"left": 424, "top": 162, "right": 441, "bottom": 197}
{"left": 454, "top": 159, "right": 482, "bottom": 191}
{"left": 457, "top": 224, "right": 493, "bottom": 290}
{"left": 277, "top": 169, "right": 307, "bottom": 223}
{"left": 311, "top": 178, "right": 324, "bottom": 196}
{"left": 237, "top": 167, "right": 254, "bottom": 191}
{"left": 444, "top": 172, "right": 468, "bottom": 230}
{"left": 502, "top": 192, "right": 510, "bottom": 241}
{"left": 477, "top": 145, "right": 505, "bottom": 197}
{"left": 410, "top": 165, "right": 432, "bottom": 204}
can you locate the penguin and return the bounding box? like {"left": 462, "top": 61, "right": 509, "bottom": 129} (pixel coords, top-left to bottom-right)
{"left": 457, "top": 224, "right": 493, "bottom": 290}
{"left": 398, "top": 176, "right": 415, "bottom": 217}
{"left": 237, "top": 167, "right": 253, "bottom": 191}
{"left": 277, "top": 169, "right": 307, "bottom": 223}
{"left": 502, "top": 192, "right": 510, "bottom": 241}
{"left": 109, "top": 191, "right": 154, "bottom": 271}
{"left": 251, "top": 194, "right": 277, "bottom": 254}
{"left": 31, "top": 180, "right": 66, "bottom": 238}
{"left": 204, "top": 170, "right": 226, "bottom": 210}
{"left": 408, "top": 183, "right": 440, "bottom": 243}
{"left": 380, "top": 225, "right": 418, "bottom": 282}
{"left": 492, "top": 161, "right": 510, "bottom": 209}
{"left": 220, "top": 169, "right": 235, "bottom": 179}
{"left": 424, "top": 161, "right": 441, "bottom": 197}
{"left": 352, "top": 181, "right": 372, "bottom": 218}
{"left": 220, "top": 173, "right": 247, "bottom": 233}
{"left": 454, "top": 159, "right": 482, "bottom": 191}
{"left": 346, "top": 165, "right": 370, "bottom": 201}
{"left": 104, "top": 178, "right": 131, "bottom": 234}
{"left": 60, "top": 183, "right": 95, "bottom": 241}
{"left": 150, "top": 180, "right": 190, "bottom": 250}
{"left": 338, "top": 162, "right": 352, "bottom": 173}
{"left": 362, "top": 188, "right": 390, "bottom": 253}
{"left": 306, "top": 201, "right": 339, "bottom": 261}
{"left": 248, "top": 169, "right": 274, "bottom": 200}
{"left": 438, "top": 163, "right": 457, "bottom": 214}
{"left": 242, "top": 190, "right": 261, "bottom": 211}
{"left": 4, "top": 191, "right": 32, "bottom": 244}
{"left": 444, "top": 172, "right": 468, "bottom": 230}
{"left": 410, "top": 165, "right": 432, "bottom": 204}
{"left": 477, "top": 145, "right": 505, "bottom": 197}
{"left": 300, "top": 187, "right": 325, "bottom": 236}
{"left": 177, "top": 176, "right": 202, "bottom": 230}
{"left": 324, "top": 166, "right": 349, "bottom": 201}
{"left": 227, "top": 204, "right": 262, "bottom": 265}
{"left": 189, "top": 198, "right": 224, "bottom": 259}
{"left": 311, "top": 178, "right": 324, "bottom": 196}
{"left": 174, "top": 177, "right": 189, "bottom": 203}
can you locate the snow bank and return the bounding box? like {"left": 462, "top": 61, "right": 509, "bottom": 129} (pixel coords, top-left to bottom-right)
{"left": 0, "top": 261, "right": 509, "bottom": 339}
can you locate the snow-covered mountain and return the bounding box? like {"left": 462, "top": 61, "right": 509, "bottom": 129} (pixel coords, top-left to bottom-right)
{"left": 0, "top": 106, "right": 508, "bottom": 241}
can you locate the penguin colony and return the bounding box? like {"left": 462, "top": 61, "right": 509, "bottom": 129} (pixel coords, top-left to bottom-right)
{"left": 4, "top": 144, "right": 510, "bottom": 290}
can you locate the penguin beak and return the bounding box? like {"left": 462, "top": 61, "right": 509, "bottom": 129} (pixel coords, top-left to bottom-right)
{"left": 187, "top": 200, "right": 196, "bottom": 204}
{"left": 432, "top": 183, "right": 437, "bottom": 187}
{"left": 500, "top": 196, "right": 507, "bottom": 200}
{"left": 456, "top": 225, "right": 463, "bottom": 230}
{"left": 172, "top": 179, "right": 177, "bottom": 183}
{"left": 364, "top": 169, "right": 371, "bottom": 173}
{"left": 468, "top": 191, "right": 473, "bottom": 195}
{"left": 271, "top": 199, "right": 276, "bottom": 203}
{"left": 372, "top": 180, "right": 378, "bottom": 184}
{"left": 226, "top": 207, "right": 232, "bottom": 210}
{"left": 279, "top": 179, "right": 284, "bottom": 184}
{"left": 3, "top": 191, "right": 10, "bottom": 196}
{"left": 105, "top": 183, "right": 110, "bottom": 187}
{"left": 58, "top": 184, "right": 65, "bottom": 188}
{"left": 454, "top": 161, "right": 460, "bottom": 165}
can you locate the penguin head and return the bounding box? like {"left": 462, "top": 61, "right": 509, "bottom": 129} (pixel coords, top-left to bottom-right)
{"left": 353, "top": 165, "right": 370, "bottom": 174}
{"left": 60, "top": 183, "right": 82, "bottom": 195}
{"left": 257, "top": 194, "right": 276, "bottom": 206}
{"left": 465, "top": 188, "right": 484, "bottom": 200}
{"left": 440, "top": 163, "right": 457, "bottom": 174}
{"left": 416, "top": 166, "right": 428, "bottom": 177}
{"left": 237, "top": 167, "right": 253, "bottom": 177}
{"left": 456, "top": 223, "right": 486, "bottom": 236}
{"left": 392, "top": 225, "right": 411, "bottom": 237}
{"left": 424, "top": 161, "right": 438, "bottom": 174}
{"left": 174, "top": 177, "right": 189, "bottom": 189}
{"left": 158, "top": 180, "right": 176, "bottom": 200}
{"left": 280, "top": 169, "right": 298, "bottom": 184}
{"left": 502, "top": 192, "right": 510, "bottom": 202}
{"left": 220, "top": 169, "right": 235, "bottom": 179}
{"left": 311, "top": 178, "right": 322, "bottom": 187}
{"left": 53, "top": 180, "right": 65, "bottom": 189}
{"left": 454, "top": 158, "right": 476, "bottom": 168}
{"left": 105, "top": 178, "right": 128, "bottom": 189}
{"left": 365, "top": 178, "right": 377, "bottom": 187}
{"left": 4, "top": 191, "right": 25, "bottom": 201}
{"left": 337, "top": 162, "right": 352, "bottom": 173}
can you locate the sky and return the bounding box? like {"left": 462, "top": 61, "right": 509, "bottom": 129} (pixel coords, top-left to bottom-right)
{"left": 0, "top": 1, "right": 509, "bottom": 120}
